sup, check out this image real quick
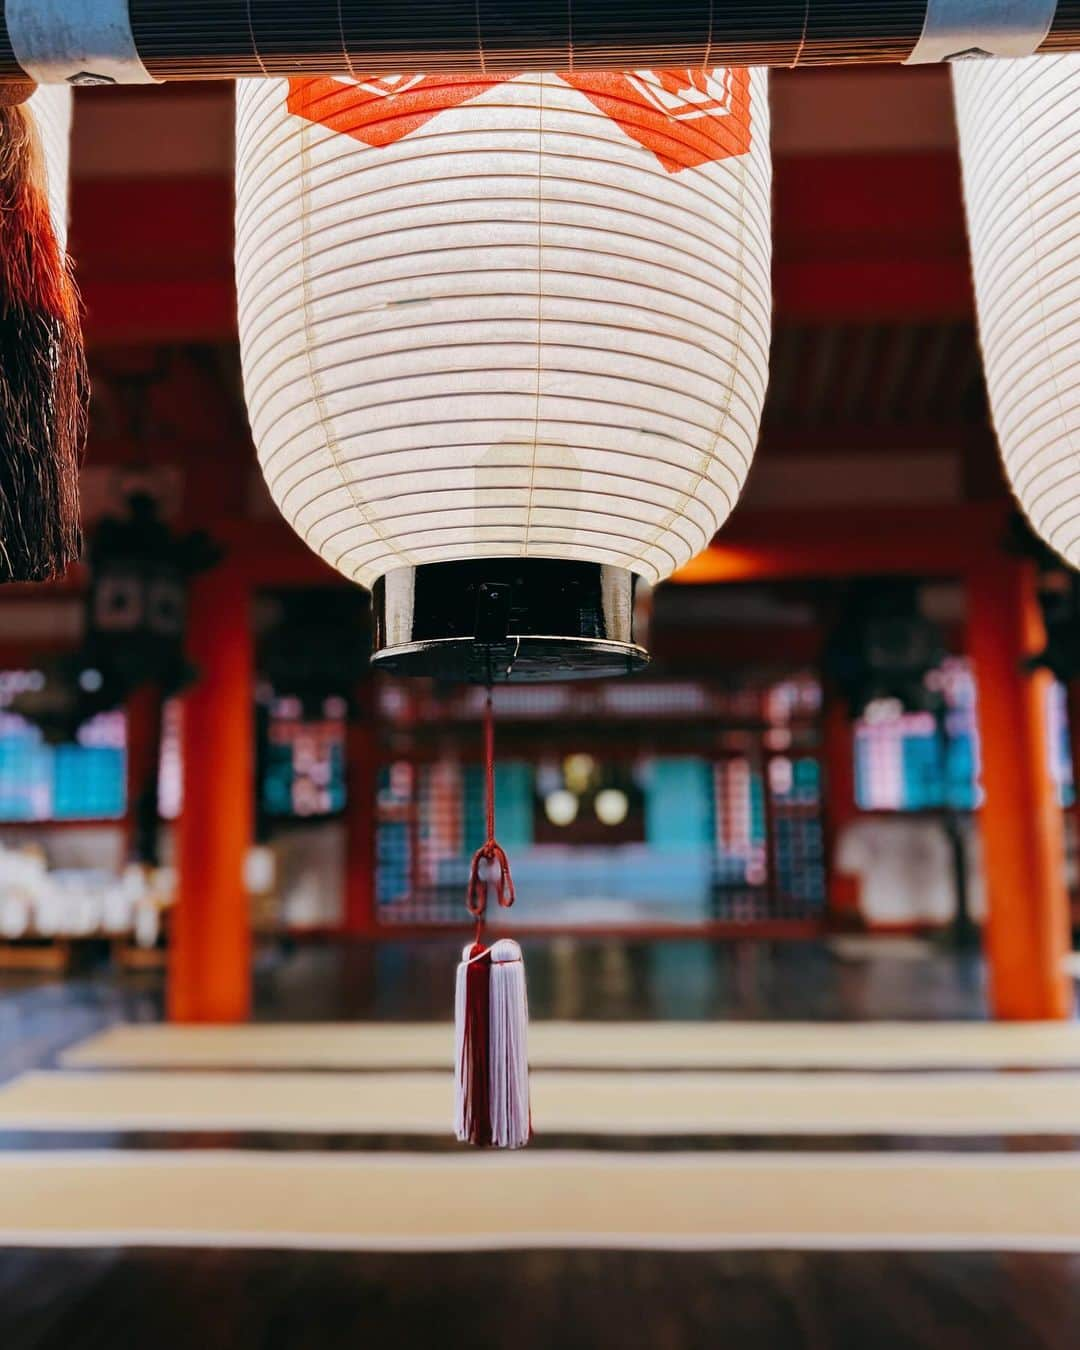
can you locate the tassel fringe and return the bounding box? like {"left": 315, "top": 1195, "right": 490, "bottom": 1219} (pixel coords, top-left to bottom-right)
{"left": 454, "top": 941, "right": 492, "bottom": 1147}
{"left": 455, "top": 938, "right": 531, "bottom": 1149}
{"left": 0, "top": 100, "right": 85, "bottom": 582}
{"left": 488, "top": 939, "right": 530, "bottom": 1148}
{"left": 454, "top": 690, "right": 530, "bottom": 1148}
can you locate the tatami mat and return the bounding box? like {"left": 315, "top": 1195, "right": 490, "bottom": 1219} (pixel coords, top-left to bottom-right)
{"left": 7, "top": 1068, "right": 1080, "bottom": 1134}
{"left": 2, "top": 1151, "right": 1080, "bottom": 1251}
{"left": 60, "top": 1020, "right": 1080, "bottom": 1072}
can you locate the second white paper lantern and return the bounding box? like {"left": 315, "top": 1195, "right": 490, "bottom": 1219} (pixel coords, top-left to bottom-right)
{"left": 954, "top": 56, "right": 1080, "bottom": 567}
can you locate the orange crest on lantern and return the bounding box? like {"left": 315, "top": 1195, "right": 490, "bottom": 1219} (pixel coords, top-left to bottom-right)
{"left": 286, "top": 68, "right": 752, "bottom": 173}
{"left": 560, "top": 70, "right": 752, "bottom": 172}
{"left": 285, "top": 73, "right": 515, "bottom": 148}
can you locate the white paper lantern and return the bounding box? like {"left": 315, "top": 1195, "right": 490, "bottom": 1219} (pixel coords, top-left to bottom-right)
{"left": 28, "top": 85, "right": 72, "bottom": 252}
{"left": 954, "top": 56, "right": 1080, "bottom": 565}
{"left": 236, "top": 70, "right": 771, "bottom": 676}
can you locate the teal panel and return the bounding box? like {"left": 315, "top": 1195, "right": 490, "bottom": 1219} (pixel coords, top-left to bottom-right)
{"left": 749, "top": 771, "right": 766, "bottom": 844}
{"left": 901, "top": 734, "right": 942, "bottom": 810}
{"left": 645, "top": 758, "right": 714, "bottom": 852}
{"left": 53, "top": 745, "right": 125, "bottom": 820}
{"left": 463, "top": 760, "right": 533, "bottom": 854}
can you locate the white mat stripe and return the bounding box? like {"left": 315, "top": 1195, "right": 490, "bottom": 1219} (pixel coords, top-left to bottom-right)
{"left": 60, "top": 1020, "right": 1080, "bottom": 1072}
{"left": 8, "top": 1069, "right": 1080, "bottom": 1135}
{"left": 2, "top": 1151, "right": 1080, "bottom": 1252}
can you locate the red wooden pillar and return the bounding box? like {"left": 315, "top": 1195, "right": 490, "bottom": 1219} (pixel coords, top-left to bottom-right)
{"left": 967, "top": 556, "right": 1073, "bottom": 1020}
{"left": 1065, "top": 682, "right": 1080, "bottom": 906}
{"left": 343, "top": 683, "right": 378, "bottom": 935}
{"left": 168, "top": 564, "right": 253, "bottom": 1022}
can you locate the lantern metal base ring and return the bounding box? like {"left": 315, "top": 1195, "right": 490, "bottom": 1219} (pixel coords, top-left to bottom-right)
{"left": 370, "top": 559, "right": 649, "bottom": 683}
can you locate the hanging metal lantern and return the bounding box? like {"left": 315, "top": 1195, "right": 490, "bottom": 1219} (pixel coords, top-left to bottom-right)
{"left": 258, "top": 587, "right": 371, "bottom": 719}
{"left": 954, "top": 56, "right": 1080, "bottom": 567}
{"left": 235, "top": 70, "right": 771, "bottom": 681}
{"left": 86, "top": 492, "right": 219, "bottom": 696}
{"left": 823, "top": 580, "right": 947, "bottom": 718}
{"left": 8, "top": 654, "right": 114, "bottom": 744}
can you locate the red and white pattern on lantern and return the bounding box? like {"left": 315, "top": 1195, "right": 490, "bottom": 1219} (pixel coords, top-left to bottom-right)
{"left": 285, "top": 73, "right": 512, "bottom": 149}
{"left": 561, "top": 69, "right": 752, "bottom": 172}
{"left": 623, "top": 69, "right": 735, "bottom": 119}
{"left": 286, "top": 68, "right": 752, "bottom": 173}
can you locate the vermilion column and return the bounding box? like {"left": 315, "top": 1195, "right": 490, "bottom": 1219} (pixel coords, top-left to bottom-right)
{"left": 967, "top": 556, "right": 1073, "bottom": 1020}
{"left": 343, "top": 683, "right": 378, "bottom": 935}
{"left": 168, "top": 564, "right": 253, "bottom": 1022}
{"left": 1065, "top": 682, "right": 1080, "bottom": 891}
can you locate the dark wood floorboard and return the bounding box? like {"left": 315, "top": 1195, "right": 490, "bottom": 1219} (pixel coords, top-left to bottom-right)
{"left": 0, "top": 1128, "right": 1077, "bottom": 1153}
{"left": 0, "top": 938, "right": 989, "bottom": 1088}
{"left": 1, "top": 1248, "right": 1079, "bottom": 1350}
{"left": 251, "top": 938, "right": 988, "bottom": 1024}
{"left": 0, "top": 976, "right": 159, "bottom": 1085}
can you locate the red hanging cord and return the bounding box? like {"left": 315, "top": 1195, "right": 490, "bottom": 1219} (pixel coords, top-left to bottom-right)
{"left": 466, "top": 686, "right": 515, "bottom": 939}
{"left": 456, "top": 684, "right": 530, "bottom": 1150}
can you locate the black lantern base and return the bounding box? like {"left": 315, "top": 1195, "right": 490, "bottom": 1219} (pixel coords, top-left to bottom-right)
{"left": 370, "top": 558, "right": 649, "bottom": 683}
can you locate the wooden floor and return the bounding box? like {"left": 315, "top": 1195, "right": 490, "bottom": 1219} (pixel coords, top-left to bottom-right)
{"left": 1, "top": 937, "right": 1074, "bottom": 1350}
{"left": 249, "top": 936, "right": 989, "bottom": 1023}
{"left": 0, "top": 936, "right": 988, "bottom": 1089}
{"left": 4, "top": 1248, "right": 1080, "bottom": 1350}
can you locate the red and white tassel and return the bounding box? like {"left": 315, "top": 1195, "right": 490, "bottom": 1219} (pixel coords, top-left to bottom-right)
{"left": 488, "top": 939, "right": 530, "bottom": 1147}
{"left": 455, "top": 941, "right": 492, "bottom": 1147}
{"left": 455, "top": 938, "right": 531, "bottom": 1149}
{"left": 455, "top": 688, "right": 530, "bottom": 1148}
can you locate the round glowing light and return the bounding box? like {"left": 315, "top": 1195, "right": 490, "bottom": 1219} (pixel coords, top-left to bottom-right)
{"left": 563, "top": 753, "right": 597, "bottom": 795}
{"left": 862, "top": 697, "right": 904, "bottom": 725}
{"left": 244, "top": 844, "right": 277, "bottom": 896}
{"left": 767, "top": 757, "right": 793, "bottom": 796}
{"left": 0, "top": 895, "right": 29, "bottom": 940}
{"left": 544, "top": 789, "right": 579, "bottom": 827}
{"left": 134, "top": 902, "right": 160, "bottom": 950}
{"left": 78, "top": 668, "right": 104, "bottom": 693}
{"left": 594, "top": 787, "right": 629, "bottom": 826}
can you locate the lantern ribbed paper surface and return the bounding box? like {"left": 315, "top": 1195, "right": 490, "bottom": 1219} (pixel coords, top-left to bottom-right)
{"left": 954, "top": 56, "right": 1080, "bottom": 565}
{"left": 235, "top": 70, "right": 771, "bottom": 591}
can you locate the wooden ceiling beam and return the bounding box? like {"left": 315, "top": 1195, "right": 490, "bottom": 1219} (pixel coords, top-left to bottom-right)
{"left": 673, "top": 502, "right": 1011, "bottom": 584}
